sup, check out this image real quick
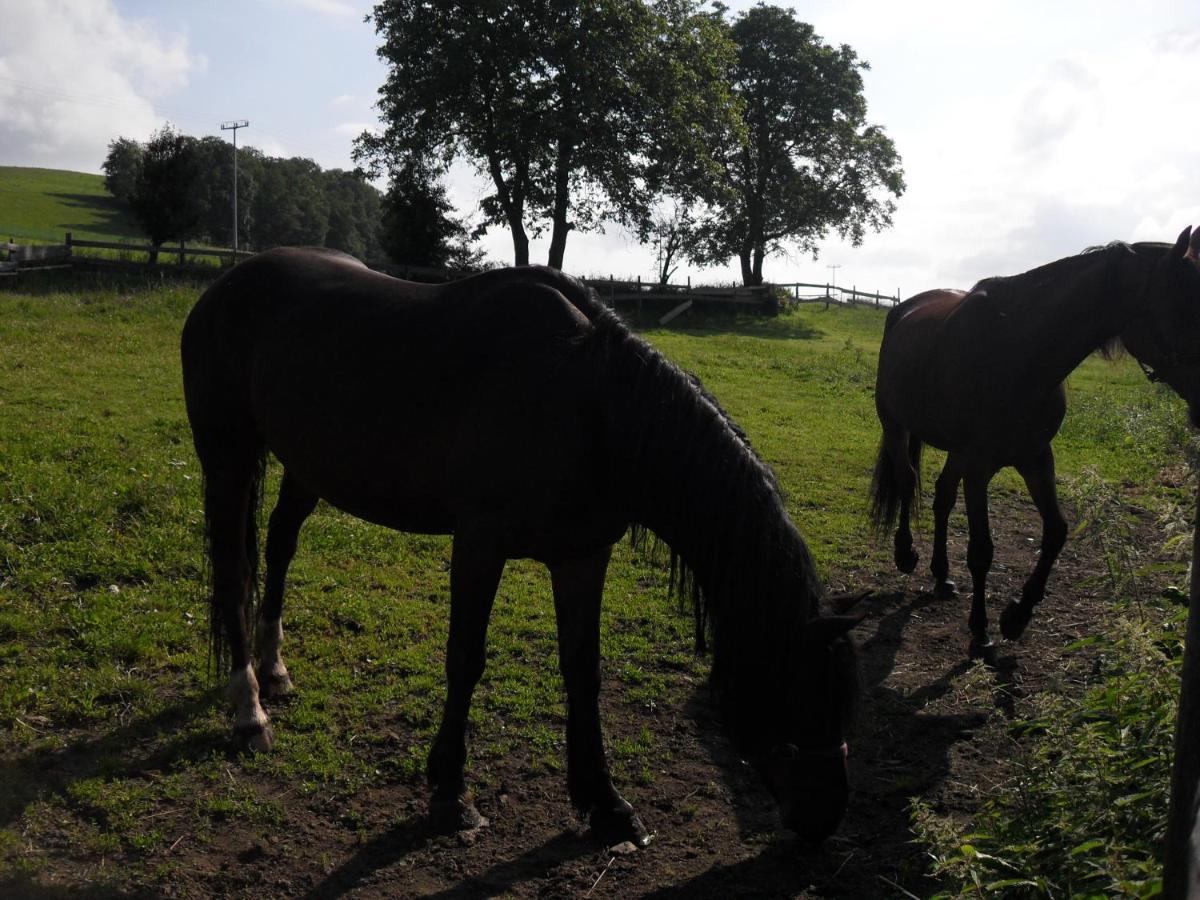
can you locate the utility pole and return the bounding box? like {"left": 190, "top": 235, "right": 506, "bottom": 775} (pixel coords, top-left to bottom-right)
{"left": 220, "top": 120, "right": 249, "bottom": 257}
{"left": 826, "top": 264, "right": 841, "bottom": 303}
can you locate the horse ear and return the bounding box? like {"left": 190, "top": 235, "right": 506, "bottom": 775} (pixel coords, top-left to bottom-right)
{"left": 1173, "top": 226, "right": 1193, "bottom": 258}
{"left": 805, "top": 614, "right": 863, "bottom": 648}
{"left": 1187, "top": 226, "right": 1200, "bottom": 264}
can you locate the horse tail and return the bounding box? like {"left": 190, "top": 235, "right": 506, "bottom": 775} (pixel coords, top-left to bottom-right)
{"left": 868, "top": 433, "right": 922, "bottom": 536}
{"left": 197, "top": 451, "right": 267, "bottom": 675}
{"left": 183, "top": 278, "right": 268, "bottom": 677}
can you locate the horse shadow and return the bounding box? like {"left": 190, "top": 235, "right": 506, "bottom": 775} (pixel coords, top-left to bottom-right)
{"left": 299, "top": 826, "right": 593, "bottom": 900}
{"left": 656, "top": 586, "right": 1022, "bottom": 896}
{"left": 0, "top": 689, "right": 234, "bottom": 832}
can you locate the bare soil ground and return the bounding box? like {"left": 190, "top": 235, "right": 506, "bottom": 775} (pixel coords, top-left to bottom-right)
{"left": 6, "top": 488, "right": 1178, "bottom": 900}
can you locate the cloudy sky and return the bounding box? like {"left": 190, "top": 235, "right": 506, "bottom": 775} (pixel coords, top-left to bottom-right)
{"left": 2, "top": 0, "right": 1199, "bottom": 296}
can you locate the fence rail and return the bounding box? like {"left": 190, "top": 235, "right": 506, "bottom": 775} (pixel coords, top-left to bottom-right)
{"left": 1, "top": 233, "right": 253, "bottom": 274}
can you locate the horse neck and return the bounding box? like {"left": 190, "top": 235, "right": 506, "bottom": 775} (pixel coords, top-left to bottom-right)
{"left": 1011, "top": 249, "right": 1135, "bottom": 389}
{"left": 601, "top": 331, "right": 820, "bottom": 739}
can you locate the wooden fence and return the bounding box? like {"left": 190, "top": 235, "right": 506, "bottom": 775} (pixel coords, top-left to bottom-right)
{"left": 1, "top": 233, "right": 252, "bottom": 274}
{"left": 1, "top": 235, "right": 901, "bottom": 316}
{"left": 584, "top": 274, "right": 898, "bottom": 323}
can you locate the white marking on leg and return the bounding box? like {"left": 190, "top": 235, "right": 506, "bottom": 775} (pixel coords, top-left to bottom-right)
{"left": 229, "top": 664, "right": 273, "bottom": 750}
{"left": 256, "top": 617, "right": 293, "bottom": 697}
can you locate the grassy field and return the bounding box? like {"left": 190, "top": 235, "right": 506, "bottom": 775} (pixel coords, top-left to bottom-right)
{"left": 0, "top": 272, "right": 1190, "bottom": 895}
{"left": 0, "top": 167, "right": 143, "bottom": 245}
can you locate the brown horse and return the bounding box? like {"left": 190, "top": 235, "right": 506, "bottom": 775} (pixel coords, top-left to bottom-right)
{"left": 871, "top": 227, "right": 1200, "bottom": 655}
{"left": 181, "top": 248, "right": 860, "bottom": 847}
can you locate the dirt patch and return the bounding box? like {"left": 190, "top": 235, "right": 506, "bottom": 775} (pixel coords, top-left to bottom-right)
{"left": 5, "top": 489, "right": 1182, "bottom": 899}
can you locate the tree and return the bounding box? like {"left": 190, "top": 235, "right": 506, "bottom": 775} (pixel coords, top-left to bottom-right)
{"left": 380, "top": 167, "right": 482, "bottom": 270}
{"left": 323, "top": 169, "right": 384, "bottom": 260}
{"left": 190, "top": 135, "right": 256, "bottom": 249}
{"left": 101, "top": 137, "right": 143, "bottom": 202}
{"left": 248, "top": 156, "right": 331, "bottom": 249}
{"left": 356, "top": 0, "right": 739, "bottom": 269}
{"left": 689, "top": 4, "right": 904, "bottom": 285}
{"left": 128, "top": 125, "right": 205, "bottom": 261}
{"left": 648, "top": 202, "right": 694, "bottom": 286}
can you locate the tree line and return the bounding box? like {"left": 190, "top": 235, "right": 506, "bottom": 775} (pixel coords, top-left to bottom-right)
{"left": 102, "top": 127, "right": 482, "bottom": 269}
{"left": 356, "top": 0, "right": 905, "bottom": 285}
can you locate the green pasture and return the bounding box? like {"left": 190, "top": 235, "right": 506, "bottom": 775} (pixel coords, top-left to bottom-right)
{"left": 0, "top": 167, "right": 142, "bottom": 244}
{"left": 0, "top": 273, "right": 1189, "bottom": 893}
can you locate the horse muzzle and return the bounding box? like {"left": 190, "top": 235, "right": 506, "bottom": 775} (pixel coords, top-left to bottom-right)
{"left": 763, "top": 742, "right": 850, "bottom": 843}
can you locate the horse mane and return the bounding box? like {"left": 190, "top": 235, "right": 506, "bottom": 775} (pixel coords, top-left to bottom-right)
{"left": 537, "top": 270, "right": 853, "bottom": 748}
{"left": 966, "top": 242, "right": 1146, "bottom": 361}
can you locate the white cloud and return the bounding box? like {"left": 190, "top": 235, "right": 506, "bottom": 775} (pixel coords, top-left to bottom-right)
{"left": 0, "top": 0, "right": 200, "bottom": 172}
{"left": 266, "top": 0, "right": 359, "bottom": 18}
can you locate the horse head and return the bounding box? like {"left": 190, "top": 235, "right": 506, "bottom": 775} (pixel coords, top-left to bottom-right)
{"left": 1122, "top": 226, "right": 1200, "bottom": 425}
{"left": 752, "top": 613, "right": 861, "bottom": 842}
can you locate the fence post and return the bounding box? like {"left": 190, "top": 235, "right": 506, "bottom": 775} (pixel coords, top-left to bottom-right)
{"left": 1164, "top": 479, "right": 1200, "bottom": 896}
{"left": 637, "top": 274, "right": 642, "bottom": 319}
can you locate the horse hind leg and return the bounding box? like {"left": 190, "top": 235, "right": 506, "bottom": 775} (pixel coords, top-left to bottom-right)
{"left": 426, "top": 533, "right": 505, "bottom": 833}
{"left": 257, "top": 471, "right": 319, "bottom": 700}
{"left": 1001, "top": 447, "right": 1067, "bottom": 641}
{"left": 871, "top": 418, "right": 921, "bottom": 573}
{"left": 549, "top": 546, "right": 649, "bottom": 848}
{"left": 963, "top": 467, "right": 997, "bottom": 657}
{"left": 201, "top": 451, "right": 273, "bottom": 751}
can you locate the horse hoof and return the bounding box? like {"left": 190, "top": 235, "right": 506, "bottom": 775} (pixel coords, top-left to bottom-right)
{"left": 429, "top": 795, "right": 488, "bottom": 834}
{"left": 235, "top": 723, "right": 274, "bottom": 753}
{"left": 968, "top": 634, "right": 995, "bottom": 660}
{"left": 257, "top": 669, "right": 294, "bottom": 701}
{"left": 895, "top": 548, "right": 919, "bottom": 574}
{"left": 590, "top": 802, "right": 651, "bottom": 849}
{"left": 933, "top": 579, "right": 957, "bottom": 599}
{"left": 1000, "top": 602, "right": 1031, "bottom": 641}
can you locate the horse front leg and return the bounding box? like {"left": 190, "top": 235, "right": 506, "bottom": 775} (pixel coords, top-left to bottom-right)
{"left": 963, "top": 468, "right": 996, "bottom": 657}
{"left": 931, "top": 454, "right": 964, "bottom": 598}
{"left": 426, "top": 535, "right": 504, "bottom": 833}
{"left": 549, "top": 546, "right": 650, "bottom": 848}
{"left": 257, "top": 471, "right": 318, "bottom": 700}
{"left": 1001, "top": 446, "right": 1067, "bottom": 641}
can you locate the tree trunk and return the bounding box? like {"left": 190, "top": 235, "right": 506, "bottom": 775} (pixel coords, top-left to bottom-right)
{"left": 750, "top": 244, "right": 765, "bottom": 286}
{"left": 1163, "top": 477, "right": 1200, "bottom": 897}
{"left": 546, "top": 139, "right": 573, "bottom": 270}
{"left": 547, "top": 220, "right": 568, "bottom": 270}
{"left": 739, "top": 246, "right": 754, "bottom": 286}
{"left": 510, "top": 222, "right": 530, "bottom": 267}
{"left": 486, "top": 150, "right": 530, "bottom": 267}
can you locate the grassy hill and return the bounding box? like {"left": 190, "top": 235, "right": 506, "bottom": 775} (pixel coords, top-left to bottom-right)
{"left": 0, "top": 166, "right": 143, "bottom": 244}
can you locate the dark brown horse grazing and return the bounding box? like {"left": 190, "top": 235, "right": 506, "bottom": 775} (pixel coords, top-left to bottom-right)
{"left": 871, "top": 227, "right": 1200, "bottom": 655}
{"left": 182, "top": 247, "right": 860, "bottom": 847}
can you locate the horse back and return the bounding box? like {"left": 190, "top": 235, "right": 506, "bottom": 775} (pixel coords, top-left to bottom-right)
{"left": 182, "top": 250, "right": 618, "bottom": 553}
